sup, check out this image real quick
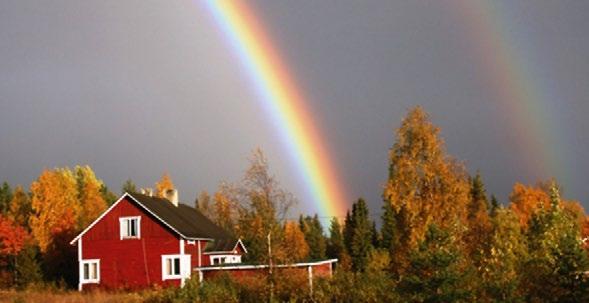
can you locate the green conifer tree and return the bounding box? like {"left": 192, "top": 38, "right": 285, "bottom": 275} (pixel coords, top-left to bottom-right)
{"left": 327, "top": 217, "right": 344, "bottom": 260}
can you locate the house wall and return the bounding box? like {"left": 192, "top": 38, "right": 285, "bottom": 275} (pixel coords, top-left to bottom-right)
{"left": 184, "top": 240, "right": 209, "bottom": 268}
{"left": 80, "top": 196, "right": 183, "bottom": 290}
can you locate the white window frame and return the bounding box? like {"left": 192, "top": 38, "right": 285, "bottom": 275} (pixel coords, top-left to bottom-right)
{"left": 162, "top": 254, "right": 190, "bottom": 280}
{"left": 119, "top": 216, "right": 141, "bottom": 240}
{"left": 80, "top": 259, "right": 100, "bottom": 284}
{"left": 210, "top": 255, "right": 241, "bottom": 265}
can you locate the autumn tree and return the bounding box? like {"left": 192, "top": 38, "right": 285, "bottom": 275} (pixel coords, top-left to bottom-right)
{"left": 122, "top": 178, "right": 137, "bottom": 194}
{"left": 282, "top": 221, "right": 309, "bottom": 262}
{"left": 509, "top": 183, "right": 550, "bottom": 228}
{"left": 327, "top": 217, "right": 344, "bottom": 260}
{"left": 75, "top": 165, "right": 108, "bottom": 229}
{"left": 30, "top": 168, "right": 80, "bottom": 285}
{"left": 30, "top": 168, "right": 80, "bottom": 253}
{"left": 7, "top": 186, "right": 32, "bottom": 229}
{"left": 480, "top": 207, "right": 527, "bottom": 302}
{"left": 299, "top": 214, "right": 326, "bottom": 260}
{"left": 382, "top": 107, "right": 470, "bottom": 272}
{"left": 155, "top": 173, "right": 175, "bottom": 198}
{"left": 212, "top": 184, "right": 238, "bottom": 234}
{"left": 0, "top": 215, "right": 29, "bottom": 285}
{"left": 235, "top": 149, "right": 295, "bottom": 263}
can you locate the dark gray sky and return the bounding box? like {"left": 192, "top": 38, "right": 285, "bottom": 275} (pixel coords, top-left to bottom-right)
{"left": 1, "top": 0, "right": 588, "bottom": 220}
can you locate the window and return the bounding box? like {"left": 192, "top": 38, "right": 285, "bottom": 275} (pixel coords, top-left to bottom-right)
{"left": 210, "top": 255, "right": 241, "bottom": 265}
{"left": 162, "top": 255, "right": 190, "bottom": 280}
{"left": 80, "top": 259, "right": 100, "bottom": 283}
{"left": 119, "top": 216, "right": 141, "bottom": 239}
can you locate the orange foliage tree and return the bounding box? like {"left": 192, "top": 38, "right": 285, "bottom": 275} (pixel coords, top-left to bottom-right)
{"left": 0, "top": 215, "right": 28, "bottom": 257}
{"left": 282, "top": 221, "right": 309, "bottom": 262}
{"left": 382, "top": 107, "right": 470, "bottom": 263}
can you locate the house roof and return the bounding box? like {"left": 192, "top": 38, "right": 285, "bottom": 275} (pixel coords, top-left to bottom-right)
{"left": 205, "top": 238, "right": 248, "bottom": 254}
{"left": 70, "top": 192, "right": 233, "bottom": 244}
{"left": 130, "top": 193, "right": 231, "bottom": 240}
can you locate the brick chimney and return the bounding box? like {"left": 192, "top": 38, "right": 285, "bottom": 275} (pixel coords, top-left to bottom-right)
{"left": 164, "top": 189, "right": 179, "bottom": 207}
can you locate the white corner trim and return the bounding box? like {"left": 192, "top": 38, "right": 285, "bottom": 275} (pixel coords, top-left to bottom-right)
{"left": 77, "top": 238, "right": 82, "bottom": 291}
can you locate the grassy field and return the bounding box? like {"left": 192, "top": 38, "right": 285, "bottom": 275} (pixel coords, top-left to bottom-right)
{"left": 0, "top": 290, "right": 145, "bottom": 303}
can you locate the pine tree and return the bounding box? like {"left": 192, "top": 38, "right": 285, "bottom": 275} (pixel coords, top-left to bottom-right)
{"left": 398, "top": 224, "right": 474, "bottom": 302}
{"left": 7, "top": 186, "right": 31, "bottom": 229}
{"left": 100, "top": 184, "right": 117, "bottom": 206}
{"left": 465, "top": 172, "right": 492, "bottom": 259}
{"left": 381, "top": 199, "right": 397, "bottom": 251}
{"left": 490, "top": 194, "right": 500, "bottom": 217}
{"left": 370, "top": 222, "right": 379, "bottom": 248}
{"left": 0, "top": 182, "right": 13, "bottom": 215}
{"left": 343, "top": 210, "right": 354, "bottom": 254}
{"left": 350, "top": 198, "right": 373, "bottom": 272}
{"left": 327, "top": 217, "right": 344, "bottom": 260}
{"left": 300, "top": 215, "right": 327, "bottom": 260}
{"left": 122, "top": 178, "right": 137, "bottom": 194}
{"left": 383, "top": 107, "right": 470, "bottom": 271}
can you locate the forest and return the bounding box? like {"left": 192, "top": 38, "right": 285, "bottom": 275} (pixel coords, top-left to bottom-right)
{"left": 1, "top": 107, "right": 588, "bottom": 302}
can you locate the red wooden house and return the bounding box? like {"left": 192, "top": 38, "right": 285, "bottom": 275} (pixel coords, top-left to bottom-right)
{"left": 70, "top": 191, "right": 246, "bottom": 290}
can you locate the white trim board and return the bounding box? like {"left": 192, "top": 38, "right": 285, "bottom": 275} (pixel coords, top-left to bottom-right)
{"left": 196, "top": 258, "right": 338, "bottom": 271}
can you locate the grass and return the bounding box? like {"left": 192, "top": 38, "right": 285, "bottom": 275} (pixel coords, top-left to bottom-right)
{"left": 0, "top": 289, "right": 144, "bottom": 303}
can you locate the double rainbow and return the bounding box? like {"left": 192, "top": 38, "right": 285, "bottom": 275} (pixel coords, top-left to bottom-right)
{"left": 201, "top": 0, "right": 348, "bottom": 218}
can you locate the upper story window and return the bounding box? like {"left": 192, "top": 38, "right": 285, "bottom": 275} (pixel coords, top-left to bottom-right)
{"left": 119, "top": 216, "right": 141, "bottom": 239}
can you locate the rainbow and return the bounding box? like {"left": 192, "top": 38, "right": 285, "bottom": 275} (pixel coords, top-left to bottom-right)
{"left": 199, "top": 0, "right": 348, "bottom": 218}
{"left": 455, "top": 1, "right": 568, "bottom": 183}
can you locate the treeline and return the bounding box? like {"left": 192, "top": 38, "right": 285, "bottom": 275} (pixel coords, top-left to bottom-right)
{"left": 1, "top": 106, "right": 589, "bottom": 302}
{"left": 190, "top": 108, "right": 589, "bottom": 302}
{"left": 0, "top": 166, "right": 179, "bottom": 288}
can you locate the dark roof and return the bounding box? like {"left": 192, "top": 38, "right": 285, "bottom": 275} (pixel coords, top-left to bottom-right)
{"left": 130, "top": 193, "right": 231, "bottom": 240}
{"left": 205, "top": 238, "right": 237, "bottom": 252}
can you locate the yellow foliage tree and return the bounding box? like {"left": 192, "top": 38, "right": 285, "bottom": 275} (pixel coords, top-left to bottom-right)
{"left": 383, "top": 107, "right": 470, "bottom": 256}
{"left": 30, "top": 168, "right": 80, "bottom": 253}
{"left": 212, "top": 183, "right": 238, "bottom": 234}
{"left": 282, "top": 221, "right": 309, "bottom": 262}
{"left": 75, "top": 166, "right": 108, "bottom": 229}
{"left": 155, "top": 173, "right": 175, "bottom": 198}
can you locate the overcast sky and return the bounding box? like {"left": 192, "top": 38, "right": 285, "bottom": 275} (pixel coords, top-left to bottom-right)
{"left": 1, "top": 0, "right": 588, "bottom": 220}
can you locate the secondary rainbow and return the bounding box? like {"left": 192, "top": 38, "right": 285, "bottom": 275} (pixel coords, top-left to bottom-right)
{"left": 200, "top": 0, "right": 348, "bottom": 218}
{"left": 456, "top": 1, "right": 569, "bottom": 182}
